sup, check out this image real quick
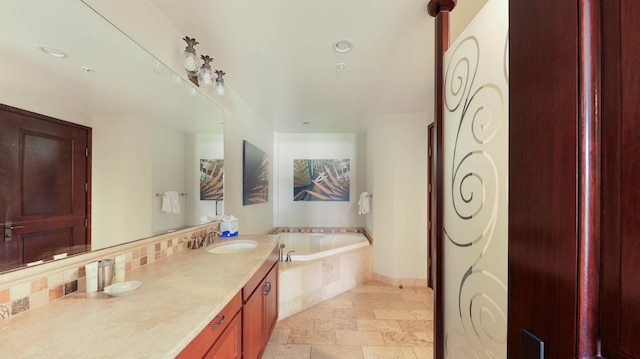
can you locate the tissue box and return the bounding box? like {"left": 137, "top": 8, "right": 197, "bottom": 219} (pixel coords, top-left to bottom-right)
{"left": 220, "top": 218, "right": 238, "bottom": 237}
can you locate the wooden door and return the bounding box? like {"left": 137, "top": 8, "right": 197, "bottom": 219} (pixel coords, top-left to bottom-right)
{"left": 243, "top": 282, "right": 264, "bottom": 359}
{"left": 0, "top": 104, "right": 90, "bottom": 271}
{"left": 263, "top": 264, "right": 278, "bottom": 343}
{"left": 601, "top": 0, "right": 640, "bottom": 356}
{"left": 427, "top": 123, "right": 433, "bottom": 289}
{"left": 204, "top": 311, "right": 242, "bottom": 359}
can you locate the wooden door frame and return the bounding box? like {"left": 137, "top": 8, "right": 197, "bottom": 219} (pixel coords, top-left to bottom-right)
{"left": 427, "top": 1, "right": 455, "bottom": 357}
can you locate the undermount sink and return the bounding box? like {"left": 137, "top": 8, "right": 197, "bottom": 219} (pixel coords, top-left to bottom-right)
{"left": 207, "top": 240, "right": 259, "bottom": 254}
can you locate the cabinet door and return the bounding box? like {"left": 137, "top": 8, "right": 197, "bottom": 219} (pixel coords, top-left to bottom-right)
{"left": 178, "top": 292, "right": 242, "bottom": 359}
{"left": 204, "top": 311, "right": 242, "bottom": 359}
{"left": 243, "top": 285, "right": 264, "bottom": 359}
{"left": 263, "top": 263, "right": 278, "bottom": 342}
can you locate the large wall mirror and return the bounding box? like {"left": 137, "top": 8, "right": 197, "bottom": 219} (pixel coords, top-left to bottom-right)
{"left": 0, "top": 0, "right": 224, "bottom": 273}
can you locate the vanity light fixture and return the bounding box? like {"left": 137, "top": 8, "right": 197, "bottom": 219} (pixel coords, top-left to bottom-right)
{"left": 183, "top": 36, "right": 226, "bottom": 94}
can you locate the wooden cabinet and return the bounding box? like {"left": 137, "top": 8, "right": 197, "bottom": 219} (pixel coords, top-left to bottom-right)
{"left": 177, "top": 292, "right": 242, "bottom": 359}
{"left": 179, "top": 245, "right": 279, "bottom": 359}
{"left": 243, "top": 246, "right": 279, "bottom": 359}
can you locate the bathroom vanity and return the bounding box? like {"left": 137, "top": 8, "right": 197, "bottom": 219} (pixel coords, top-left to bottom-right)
{"left": 0, "top": 235, "right": 279, "bottom": 358}
{"left": 178, "top": 244, "right": 279, "bottom": 358}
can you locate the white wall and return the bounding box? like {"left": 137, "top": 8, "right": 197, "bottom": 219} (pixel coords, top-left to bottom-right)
{"left": 368, "top": 114, "right": 429, "bottom": 281}
{"left": 275, "top": 133, "right": 366, "bottom": 228}
{"left": 223, "top": 95, "right": 274, "bottom": 234}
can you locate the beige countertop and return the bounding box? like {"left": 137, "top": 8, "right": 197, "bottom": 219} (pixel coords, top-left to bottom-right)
{"left": 0, "top": 234, "right": 280, "bottom": 358}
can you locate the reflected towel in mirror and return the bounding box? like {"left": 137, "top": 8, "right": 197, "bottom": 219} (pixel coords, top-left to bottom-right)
{"left": 162, "top": 191, "right": 181, "bottom": 213}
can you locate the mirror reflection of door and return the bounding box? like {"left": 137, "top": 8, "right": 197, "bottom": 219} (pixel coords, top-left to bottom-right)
{"left": 0, "top": 104, "right": 90, "bottom": 271}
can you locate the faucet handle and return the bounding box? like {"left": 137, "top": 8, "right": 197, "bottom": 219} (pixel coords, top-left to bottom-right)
{"left": 191, "top": 234, "right": 200, "bottom": 249}
{"left": 286, "top": 250, "right": 295, "bottom": 262}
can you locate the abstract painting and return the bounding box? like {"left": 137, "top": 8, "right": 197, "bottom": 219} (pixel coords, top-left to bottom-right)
{"left": 293, "top": 159, "right": 350, "bottom": 201}
{"left": 242, "top": 140, "right": 269, "bottom": 205}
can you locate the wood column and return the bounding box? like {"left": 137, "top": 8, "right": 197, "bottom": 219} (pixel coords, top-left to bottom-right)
{"left": 577, "top": 0, "right": 601, "bottom": 357}
{"left": 427, "top": 1, "right": 455, "bottom": 358}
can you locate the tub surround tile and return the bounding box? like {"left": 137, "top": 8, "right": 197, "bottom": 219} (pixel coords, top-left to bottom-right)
{"left": 322, "top": 257, "right": 340, "bottom": 285}
{"left": 279, "top": 244, "right": 373, "bottom": 320}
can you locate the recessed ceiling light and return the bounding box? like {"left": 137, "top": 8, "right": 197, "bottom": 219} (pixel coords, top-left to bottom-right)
{"left": 81, "top": 66, "right": 95, "bottom": 75}
{"left": 334, "top": 40, "right": 353, "bottom": 53}
{"left": 39, "top": 46, "right": 67, "bottom": 58}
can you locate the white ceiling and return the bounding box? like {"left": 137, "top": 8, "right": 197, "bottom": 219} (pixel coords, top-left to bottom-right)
{"left": 148, "top": 0, "right": 436, "bottom": 133}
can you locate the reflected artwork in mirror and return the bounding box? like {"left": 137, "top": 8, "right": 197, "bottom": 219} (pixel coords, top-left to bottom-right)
{"left": 0, "top": 0, "right": 224, "bottom": 273}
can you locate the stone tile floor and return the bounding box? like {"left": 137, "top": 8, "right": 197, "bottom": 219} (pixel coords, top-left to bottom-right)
{"left": 263, "top": 281, "right": 434, "bottom": 359}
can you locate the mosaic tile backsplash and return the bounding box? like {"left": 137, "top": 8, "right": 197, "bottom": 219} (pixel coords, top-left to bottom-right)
{"left": 0, "top": 225, "right": 216, "bottom": 321}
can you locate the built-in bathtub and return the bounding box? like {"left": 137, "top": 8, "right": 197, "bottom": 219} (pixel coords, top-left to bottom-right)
{"left": 278, "top": 232, "right": 370, "bottom": 261}
{"left": 275, "top": 231, "right": 373, "bottom": 319}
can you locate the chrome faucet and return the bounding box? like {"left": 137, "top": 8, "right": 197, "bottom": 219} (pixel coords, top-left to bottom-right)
{"left": 191, "top": 229, "right": 221, "bottom": 250}
{"left": 204, "top": 229, "right": 222, "bottom": 246}
{"left": 286, "top": 250, "right": 295, "bottom": 262}
{"left": 279, "top": 243, "right": 285, "bottom": 261}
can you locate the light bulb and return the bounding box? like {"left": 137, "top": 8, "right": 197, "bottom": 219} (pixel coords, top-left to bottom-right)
{"left": 200, "top": 69, "right": 213, "bottom": 85}
{"left": 184, "top": 53, "right": 197, "bottom": 72}
{"left": 216, "top": 83, "right": 225, "bottom": 95}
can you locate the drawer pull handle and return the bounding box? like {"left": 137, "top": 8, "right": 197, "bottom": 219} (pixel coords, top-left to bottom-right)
{"left": 211, "top": 315, "right": 225, "bottom": 327}
{"left": 264, "top": 281, "right": 272, "bottom": 295}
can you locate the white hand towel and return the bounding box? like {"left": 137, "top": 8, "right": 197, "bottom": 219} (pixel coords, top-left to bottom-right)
{"left": 167, "top": 191, "right": 180, "bottom": 213}
{"left": 358, "top": 192, "right": 371, "bottom": 215}
{"left": 161, "top": 193, "right": 172, "bottom": 213}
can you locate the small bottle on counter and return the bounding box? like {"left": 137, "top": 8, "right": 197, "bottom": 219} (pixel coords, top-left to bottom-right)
{"left": 115, "top": 254, "right": 126, "bottom": 283}
{"left": 85, "top": 261, "right": 98, "bottom": 294}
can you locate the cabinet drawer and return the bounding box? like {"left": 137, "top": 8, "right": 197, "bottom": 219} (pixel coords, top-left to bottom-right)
{"left": 177, "top": 291, "right": 242, "bottom": 358}
{"left": 243, "top": 245, "right": 279, "bottom": 301}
